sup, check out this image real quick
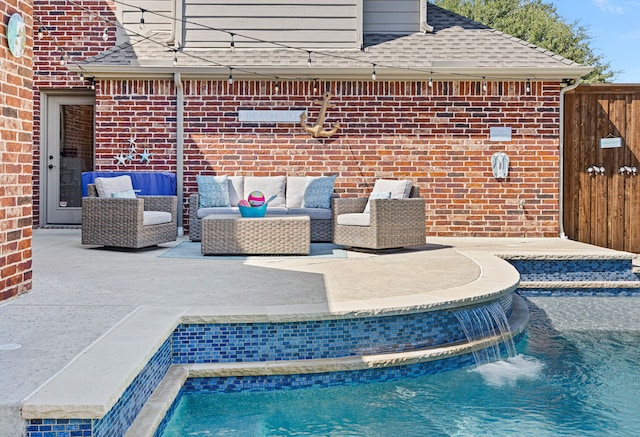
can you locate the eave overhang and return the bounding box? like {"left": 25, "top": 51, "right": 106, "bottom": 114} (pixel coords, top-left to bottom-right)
{"left": 69, "top": 63, "right": 593, "bottom": 82}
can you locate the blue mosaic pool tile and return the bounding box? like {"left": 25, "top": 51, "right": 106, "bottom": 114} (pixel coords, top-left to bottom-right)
{"left": 517, "top": 287, "right": 640, "bottom": 297}
{"left": 180, "top": 352, "right": 475, "bottom": 396}
{"left": 498, "top": 292, "right": 513, "bottom": 318}
{"left": 507, "top": 259, "right": 638, "bottom": 282}
{"left": 25, "top": 419, "right": 92, "bottom": 437}
{"left": 171, "top": 309, "right": 473, "bottom": 364}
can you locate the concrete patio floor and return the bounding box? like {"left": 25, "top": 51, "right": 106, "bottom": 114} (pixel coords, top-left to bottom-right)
{"left": 0, "top": 229, "right": 634, "bottom": 436}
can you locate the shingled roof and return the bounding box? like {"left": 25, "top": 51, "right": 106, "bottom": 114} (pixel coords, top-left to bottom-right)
{"left": 76, "top": 3, "right": 591, "bottom": 81}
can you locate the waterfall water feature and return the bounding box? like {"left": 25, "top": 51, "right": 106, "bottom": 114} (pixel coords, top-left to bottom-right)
{"left": 454, "top": 301, "right": 517, "bottom": 366}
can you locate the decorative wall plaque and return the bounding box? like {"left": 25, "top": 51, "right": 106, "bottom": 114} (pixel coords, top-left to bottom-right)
{"left": 300, "top": 92, "right": 340, "bottom": 138}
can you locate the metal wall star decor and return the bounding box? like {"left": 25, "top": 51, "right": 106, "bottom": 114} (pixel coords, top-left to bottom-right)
{"left": 114, "top": 153, "right": 127, "bottom": 167}
{"left": 111, "top": 136, "right": 153, "bottom": 167}
{"left": 126, "top": 138, "right": 137, "bottom": 162}
{"left": 139, "top": 149, "right": 153, "bottom": 164}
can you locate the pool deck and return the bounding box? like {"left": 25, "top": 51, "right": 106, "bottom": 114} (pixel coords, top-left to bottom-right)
{"left": 0, "top": 229, "right": 636, "bottom": 435}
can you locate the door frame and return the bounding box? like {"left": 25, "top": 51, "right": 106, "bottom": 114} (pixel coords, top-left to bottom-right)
{"left": 40, "top": 91, "right": 95, "bottom": 226}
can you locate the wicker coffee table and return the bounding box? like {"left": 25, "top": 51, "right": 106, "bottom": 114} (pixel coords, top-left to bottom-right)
{"left": 201, "top": 214, "right": 310, "bottom": 255}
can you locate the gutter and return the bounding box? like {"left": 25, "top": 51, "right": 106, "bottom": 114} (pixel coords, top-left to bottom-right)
{"left": 558, "top": 78, "right": 583, "bottom": 239}
{"left": 71, "top": 65, "right": 593, "bottom": 82}
{"left": 174, "top": 72, "right": 184, "bottom": 236}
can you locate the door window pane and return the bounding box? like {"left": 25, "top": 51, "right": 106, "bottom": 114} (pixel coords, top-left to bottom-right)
{"left": 59, "top": 105, "right": 94, "bottom": 207}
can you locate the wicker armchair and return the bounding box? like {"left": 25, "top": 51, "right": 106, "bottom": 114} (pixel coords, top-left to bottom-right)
{"left": 82, "top": 184, "right": 177, "bottom": 249}
{"left": 333, "top": 186, "right": 425, "bottom": 250}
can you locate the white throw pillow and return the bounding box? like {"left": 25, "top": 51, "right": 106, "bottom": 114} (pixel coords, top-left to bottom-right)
{"left": 95, "top": 176, "right": 134, "bottom": 198}
{"left": 228, "top": 176, "right": 245, "bottom": 207}
{"left": 286, "top": 176, "right": 308, "bottom": 208}
{"left": 371, "top": 179, "right": 413, "bottom": 199}
{"left": 243, "top": 176, "right": 286, "bottom": 207}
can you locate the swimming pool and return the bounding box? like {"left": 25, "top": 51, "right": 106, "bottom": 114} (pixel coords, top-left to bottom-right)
{"left": 160, "top": 297, "right": 640, "bottom": 436}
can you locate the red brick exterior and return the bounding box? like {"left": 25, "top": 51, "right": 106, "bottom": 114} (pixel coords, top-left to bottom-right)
{"left": 95, "top": 79, "right": 560, "bottom": 237}
{"left": 1, "top": 0, "right": 33, "bottom": 301}
{"left": 32, "top": 0, "right": 562, "bottom": 238}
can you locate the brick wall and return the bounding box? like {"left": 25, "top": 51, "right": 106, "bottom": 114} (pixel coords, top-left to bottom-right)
{"left": 94, "top": 78, "right": 561, "bottom": 237}
{"left": 1, "top": 0, "right": 33, "bottom": 301}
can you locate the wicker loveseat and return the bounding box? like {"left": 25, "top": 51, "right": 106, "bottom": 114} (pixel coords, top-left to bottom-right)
{"left": 189, "top": 175, "right": 336, "bottom": 242}
{"left": 333, "top": 180, "right": 425, "bottom": 250}
{"left": 82, "top": 176, "right": 177, "bottom": 249}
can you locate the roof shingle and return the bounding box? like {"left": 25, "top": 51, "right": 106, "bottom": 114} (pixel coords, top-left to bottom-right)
{"left": 76, "top": 4, "right": 590, "bottom": 80}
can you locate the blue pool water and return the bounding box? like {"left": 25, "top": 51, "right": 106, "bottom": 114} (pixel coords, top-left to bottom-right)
{"left": 161, "top": 298, "right": 640, "bottom": 436}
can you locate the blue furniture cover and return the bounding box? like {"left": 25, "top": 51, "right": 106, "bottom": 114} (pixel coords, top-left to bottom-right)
{"left": 82, "top": 171, "right": 177, "bottom": 196}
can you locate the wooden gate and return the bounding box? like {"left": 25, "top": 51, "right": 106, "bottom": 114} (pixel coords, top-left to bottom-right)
{"left": 564, "top": 84, "right": 640, "bottom": 252}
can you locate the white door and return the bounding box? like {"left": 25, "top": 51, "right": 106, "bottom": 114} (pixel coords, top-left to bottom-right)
{"left": 44, "top": 94, "right": 95, "bottom": 224}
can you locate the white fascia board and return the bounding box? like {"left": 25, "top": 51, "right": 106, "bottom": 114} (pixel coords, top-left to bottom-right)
{"left": 70, "top": 64, "right": 593, "bottom": 82}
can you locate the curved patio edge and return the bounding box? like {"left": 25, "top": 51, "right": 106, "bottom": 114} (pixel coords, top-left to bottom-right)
{"left": 180, "top": 249, "right": 521, "bottom": 323}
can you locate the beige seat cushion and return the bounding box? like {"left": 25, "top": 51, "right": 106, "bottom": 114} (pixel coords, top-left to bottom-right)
{"left": 143, "top": 211, "right": 172, "bottom": 226}
{"left": 336, "top": 213, "right": 371, "bottom": 227}
{"left": 94, "top": 175, "right": 134, "bottom": 198}
{"left": 287, "top": 207, "right": 332, "bottom": 220}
